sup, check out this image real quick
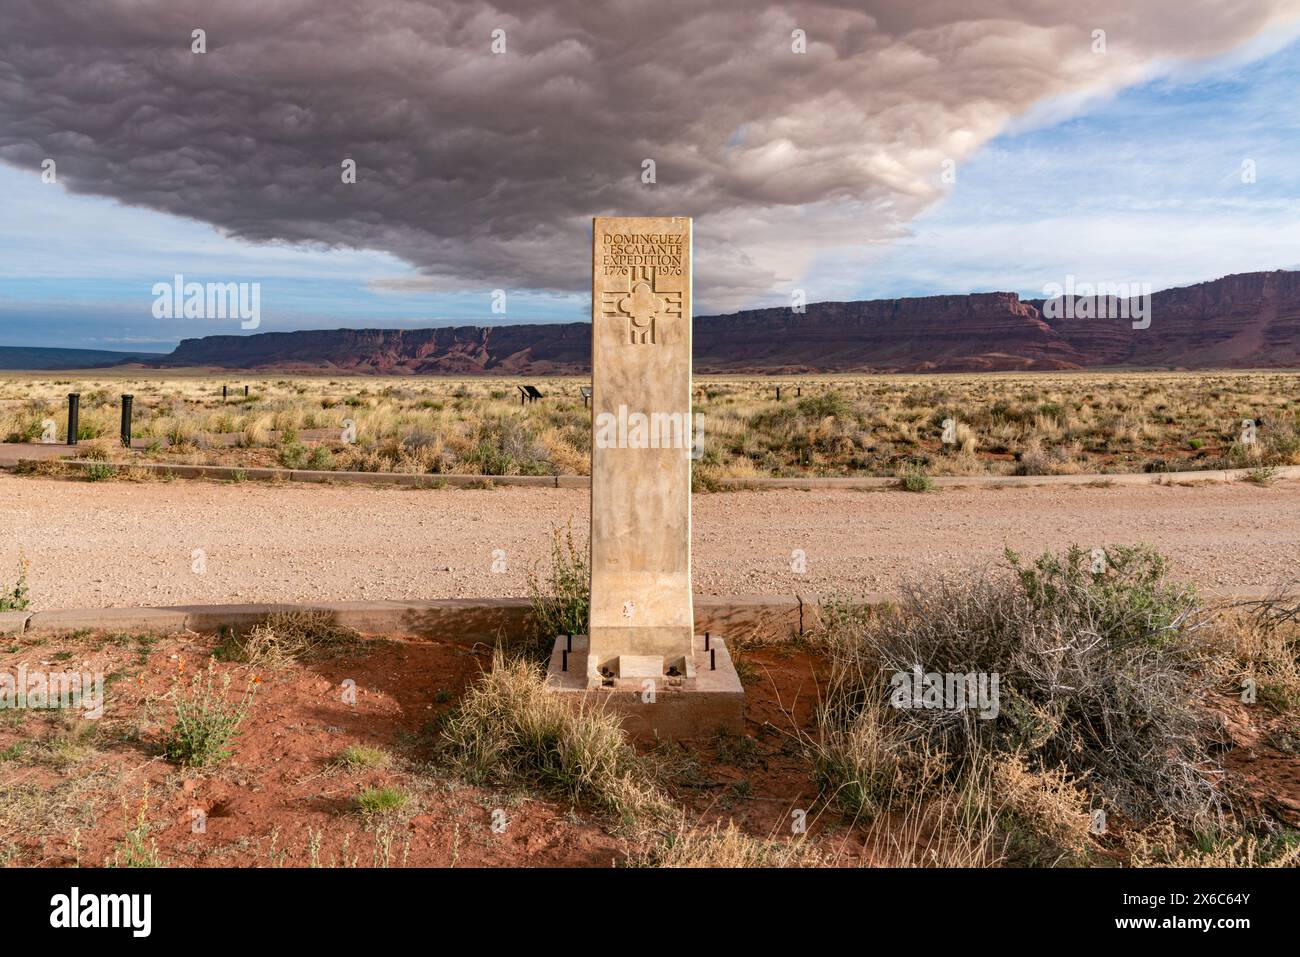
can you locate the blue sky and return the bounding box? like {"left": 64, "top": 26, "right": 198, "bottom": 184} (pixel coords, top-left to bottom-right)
{"left": 2, "top": 30, "right": 1298, "bottom": 351}
{"left": 804, "top": 28, "right": 1300, "bottom": 303}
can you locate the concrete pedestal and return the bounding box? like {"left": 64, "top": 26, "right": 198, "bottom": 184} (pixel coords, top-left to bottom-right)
{"left": 545, "top": 633, "right": 745, "bottom": 740}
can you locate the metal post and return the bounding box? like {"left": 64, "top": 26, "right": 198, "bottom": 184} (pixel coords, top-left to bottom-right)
{"left": 710, "top": 648, "right": 716, "bottom": 671}
{"left": 120, "top": 394, "right": 134, "bottom": 448}
{"left": 66, "top": 393, "right": 80, "bottom": 446}
{"left": 222, "top": 384, "right": 228, "bottom": 400}
{"left": 244, "top": 384, "right": 249, "bottom": 397}
{"left": 562, "top": 649, "right": 569, "bottom": 672}
{"left": 776, "top": 386, "right": 781, "bottom": 400}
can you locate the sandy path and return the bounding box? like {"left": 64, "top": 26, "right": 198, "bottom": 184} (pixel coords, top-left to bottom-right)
{"left": 1, "top": 473, "right": 1297, "bottom": 609}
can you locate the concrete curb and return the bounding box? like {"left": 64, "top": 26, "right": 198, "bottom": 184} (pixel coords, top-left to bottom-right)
{"left": 0, "top": 610, "right": 32, "bottom": 636}
{"left": 10, "top": 456, "right": 1300, "bottom": 492}
{"left": 717, "top": 465, "right": 1300, "bottom": 490}
{"left": 12, "top": 596, "right": 840, "bottom": 643}
{"left": 15, "top": 459, "right": 562, "bottom": 489}
{"left": 10, "top": 589, "right": 1276, "bottom": 644}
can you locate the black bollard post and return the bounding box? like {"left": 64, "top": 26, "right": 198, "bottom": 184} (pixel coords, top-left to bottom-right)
{"left": 244, "top": 385, "right": 249, "bottom": 397}
{"left": 120, "top": 394, "right": 134, "bottom": 448}
{"left": 704, "top": 632, "right": 710, "bottom": 651}
{"left": 797, "top": 386, "right": 801, "bottom": 397}
{"left": 710, "top": 648, "right": 716, "bottom": 671}
{"left": 66, "top": 393, "right": 80, "bottom": 446}
{"left": 222, "top": 384, "right": 228, "bottom": 401}
{"left": 562, "top": 649, "right": 569, "bottom": 672}
{"left": 776, "top": 386, "right": 781, "bottom": 400}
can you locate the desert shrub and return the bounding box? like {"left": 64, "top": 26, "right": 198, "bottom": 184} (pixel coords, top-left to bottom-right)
{"left": 82, "top": 463, "right": 117, "bottom": 482}
{"left": 0, "top": 557, "right": 29, "bottom": 612}
{"left": 1012, "top": 438, "right": 1054, "bottom": 476}
{"left": 332, "top": 444, "right": 389, "bottom": 473}
{"left": 15, "top": 458, "right": 67, "bottom": 477}
{"left": 165, "top": 420, "right": 197, "bottom": 449}
{"left": 215, "top": 611, "right": 361, "bottom": 668}
{"left": 747, "top": 389, "right": 857, "bottom": 437}
{"left": 690, "top": 463, "right": 726, "bottom": 493}
{"left": 463, "top": 415, "right": 551, "bottom": 475}
{"left": 4, "top": 417, "right": 44, "bottom": 443}
{"left": 77, "top": 438, "right": 113, "bottom": 461}
{"left": 162, "top": 662, "right": 256, "bottom": 767}
{"left": 898, "top": 469, "right": 933, "bottom": 492}
{"left": 1227, "top": 417, "right": 1300, "bottom": 468}
{"left": 524, "top": 524, "right": 589, "bottom": 658}
{"left": 796, "top": 390, "right": 855, "bottom": 421}
{"left": 306, "top": 445, "right": 333, "bottom": 470}
{"left": 812, "top": 545, "right": 1224, "bottom": 834}
{"left": 441, "top": 651, "right": 668, "bottom": 823}
{"left": 1010, "top": 544, "right": 1200, "bottom": 649}
{"left": 75, "top": 415, "right": 106, "bottom": 441}
{"left": 277, "top": 441, "right": 309, "bottom": 469}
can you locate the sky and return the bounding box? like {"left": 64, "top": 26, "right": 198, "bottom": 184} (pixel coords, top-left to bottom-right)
{"left": 1, "top": 0, "right": 1299, "bottom": 351}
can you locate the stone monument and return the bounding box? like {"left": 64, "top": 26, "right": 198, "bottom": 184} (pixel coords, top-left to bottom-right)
{"left": 546, "top": 216, "right": 744, "bottom": 738}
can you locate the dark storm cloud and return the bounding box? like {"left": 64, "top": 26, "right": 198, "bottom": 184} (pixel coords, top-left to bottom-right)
{"left": 2, "top": 0, "right": 1297, "bottom": 309}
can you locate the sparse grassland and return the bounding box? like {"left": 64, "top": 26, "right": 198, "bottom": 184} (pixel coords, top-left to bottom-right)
{"left": 0, "top": 541, "right": 1297, "bottom": 868}
{"left": 0, "top": 559, "right": 1295, "bottom": 867}
{"left": 3, "top": 370, "right": 1298, "bottom": 481}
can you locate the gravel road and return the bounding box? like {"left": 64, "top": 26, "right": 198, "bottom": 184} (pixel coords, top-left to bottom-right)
{"left": 2, "top": 474, "right": 1296, "bottom": 609}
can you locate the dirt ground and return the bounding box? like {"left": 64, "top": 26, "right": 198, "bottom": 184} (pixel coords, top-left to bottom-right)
{"left": 0, "top": 628, "right": 844, "bottom": 867}
{"left": 1, "top": 473, "right": 1298, "bottom": 610}
{"left": 1, "top": 627, "right": 1294, "bottom": 868}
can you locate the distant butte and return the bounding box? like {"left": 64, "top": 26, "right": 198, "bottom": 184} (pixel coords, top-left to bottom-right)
{"left": 143, "top": 270, "right": 1300, "bottom": 374}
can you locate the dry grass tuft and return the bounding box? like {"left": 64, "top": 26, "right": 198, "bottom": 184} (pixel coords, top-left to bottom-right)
{"left": 1129, "top": 821, "right": 1300, "bottom": 868}
{"left": 441, "top": 651, "right": 671, "bottom": 825}
{"left": 216, "top": 611, "right": 362, "bottom": 668}
{"left": 1220, "top": 591, "right": 1300, "bottom": 714}
{"left": 627, "top": 820, "right": 833, "bottom": 867}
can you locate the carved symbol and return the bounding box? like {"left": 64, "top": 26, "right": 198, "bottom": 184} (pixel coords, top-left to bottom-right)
{"left": 617, "top": 281, "right": 664, "bottom": 345}
{"left": 599, "top": 262, "right": 683, "bottom": 344}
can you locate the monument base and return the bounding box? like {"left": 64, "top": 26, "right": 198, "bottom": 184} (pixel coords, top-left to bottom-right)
{"left": 544, "top": 633, "right": 745, "bottom": 740}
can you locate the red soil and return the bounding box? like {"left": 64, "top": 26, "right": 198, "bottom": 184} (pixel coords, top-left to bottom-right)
{"left": 0, "top": 630, "right": 1293, "bottom": 867}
